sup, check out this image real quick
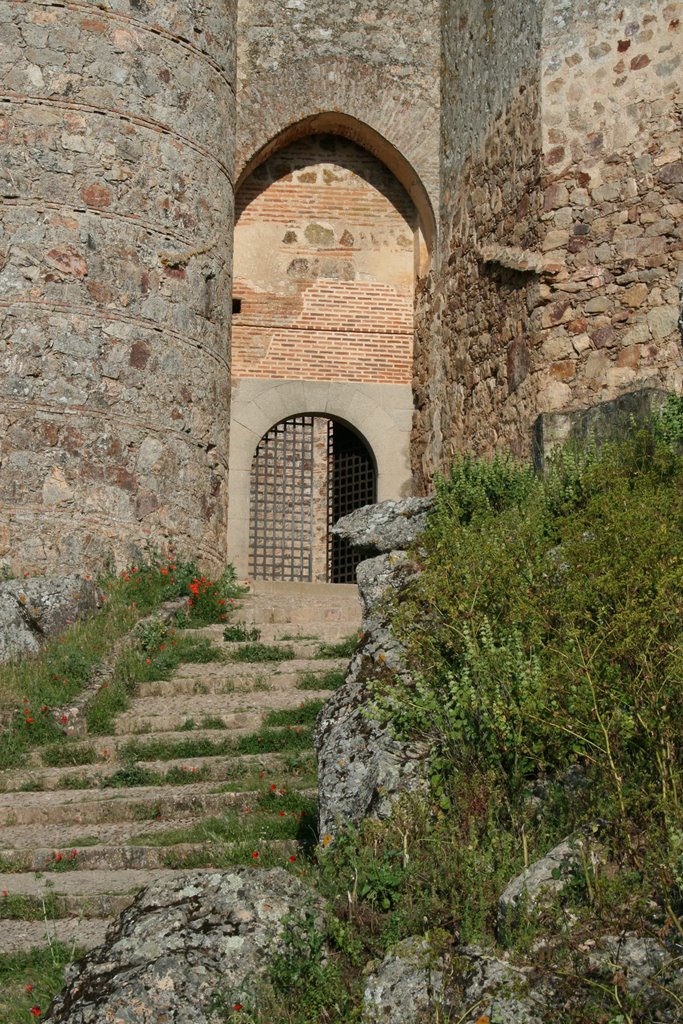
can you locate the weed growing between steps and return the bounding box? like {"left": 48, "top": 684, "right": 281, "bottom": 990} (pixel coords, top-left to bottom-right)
{"left": 223, "top": 623, "right": 262, "bottom": 642}
{"left": 227, "top": 643, "right": 297, "bottom": 663}
{"left": 179, "top": 716, "right": 228, "bottom": 731}
{"left": 263, "top": 700, "right": 325, "bottom": 727}
{"left": 40, "top": 743, "right": 100, "bottom": 768}
{"left": 121, "top": 726, "right": 314, "bottom": 763}
{"left": 315, "top": 634, "right": 361, "bottom": 659}
{"left": 0, "top": 558, "right": 241, "bottom": 768}
{"left": 0, "top": 942, "right": 85, "bottom": 1024}
{"left": 297, "top": 669, "right": 345, "bottom": 691}
{"left": 132, "top": 801, "right": 315, "bottom": 850}
{"left": 0, "top": 891, "right": 59, "bottom": 922}
{"left": 85, "top": 632, "right": 222, "bottom": 735}
{"left": 103, "top": 761, "right": 212, "bottom": 789}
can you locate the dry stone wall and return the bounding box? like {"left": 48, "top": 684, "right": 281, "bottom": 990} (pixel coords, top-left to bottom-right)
{"left": 0, "top": 0, "right": 236, "bottom": 573}
{"left": 413, "top": 0, "right": 683, "bottom": 488}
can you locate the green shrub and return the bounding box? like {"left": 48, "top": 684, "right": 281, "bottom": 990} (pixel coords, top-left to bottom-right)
{"left": 372, "top": 411, "right": 683, "bottom": 935}
{"left": 177, "top": 566, "right": 248, "bottom": 627}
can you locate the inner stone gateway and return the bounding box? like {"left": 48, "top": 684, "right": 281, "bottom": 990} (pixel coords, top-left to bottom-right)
{"left": 227, "top": 131, "right": 421, "bottom": 578}
{"left": 249, "top": 415, "right": 376, "bottom": 584}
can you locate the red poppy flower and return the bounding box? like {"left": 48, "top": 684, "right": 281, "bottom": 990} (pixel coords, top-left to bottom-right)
{"left": 289, "top": 855, "right": 297, "bottom": 863}
{"left": 30, "top": 1009, "right": 41, "bottom": 1018}
{"left": 251, "top": 851, "right": 259, "bottom": 859}
{"left": 232, "top": 1005, "right": 243, "bottom": 1012}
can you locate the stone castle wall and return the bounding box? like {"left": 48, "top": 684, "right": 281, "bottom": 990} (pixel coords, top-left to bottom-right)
{"left": 413, "top": 0, "right": 543, "bottom": 486}
{"left": 1, "top": 0, "right": 680, "bottom": 574}
{"left": 536, "top": 0, "right": 682, "bottom": 413}
{"left": 413, "top": 0, "right": 682, "bottom": 488}
{"left": 235, "top": 0, "right": 441, "bottom": 213}
{"left": 0, "top": 0, "right": 236, "bottom": 572}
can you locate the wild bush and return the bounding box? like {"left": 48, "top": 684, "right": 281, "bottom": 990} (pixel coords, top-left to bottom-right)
{"left": 372, "top": 409, "right": 683, "bottom": 936}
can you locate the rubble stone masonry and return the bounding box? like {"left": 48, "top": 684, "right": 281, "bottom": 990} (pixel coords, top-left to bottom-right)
{"left": 0, "top": 0, "right": 236, "bottom": 572}
{"left": 236, "top": 0, "right": 441, "bottom": 211}
{"left": 413, "top": 0, "right": 682, "bottom": 488}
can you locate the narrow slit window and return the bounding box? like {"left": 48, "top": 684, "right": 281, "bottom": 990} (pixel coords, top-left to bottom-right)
{"left": 232, "top": 298, "right": 242, "bottom": 315}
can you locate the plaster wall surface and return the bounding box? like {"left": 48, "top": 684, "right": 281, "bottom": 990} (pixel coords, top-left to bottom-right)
{"left": 0, "top": 0, "right": 236, "bottom": 572}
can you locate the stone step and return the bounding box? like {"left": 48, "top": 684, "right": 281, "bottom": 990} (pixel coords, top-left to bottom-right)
{"left": 170, "top": 655, "right": 348, "bottom": 680}
{"left": 0, "top": 890, "right": 134, "bottom": 921}
{"left": 193, "top": 619, "right": 359, "bottom": 642}
{"left": 137, "top": 670, "right": 338, "bottom": 697}
{"left": 0, "top": 817, "right": 204, "bottom": 852}
{"left": 0, "top": 867, "right": 205, "bottom": 900}
{"left": 220, "top": 640, "right": 333, "bottom": 658}
{"left": 240, "top": 582, "right": 361, "bottom": 628}
{"left": 0, "top": 839, "right": 298, "bottom": 873}
{"left": 0, "top": 781, "right": 315, "bottom": 850}
{"left": 112, "top": 708, "right": 263, "bottom": 736}
{"left": 0, "top": 783, "right": 273, "bottom": 827}
{"left": 47, "top": 724, "right": 309, "bottom": 760}
{"left": 112, "top": 687, "right": 326, "bottom": 735}
{"left": 0, "top": 918, "right": 110, "bottom": 954}
{"left": 6, "top": 750, "right": 314, "bottom": 793}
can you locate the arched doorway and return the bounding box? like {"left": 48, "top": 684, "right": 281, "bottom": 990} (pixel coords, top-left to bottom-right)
{"left": 249, "top": 415, "right": 376, "bottom": 583}
{"left": 227, "top": 118, "right": 431, "bottom": 579}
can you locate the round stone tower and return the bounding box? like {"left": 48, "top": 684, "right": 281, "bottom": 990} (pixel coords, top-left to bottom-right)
{"left": 0, "top": 0, "right": 236, "bottom": 572}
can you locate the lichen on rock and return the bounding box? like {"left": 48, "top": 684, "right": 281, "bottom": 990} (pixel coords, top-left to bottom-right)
{"left": 47, "top": 869, "right": 325, "bottom": 1023}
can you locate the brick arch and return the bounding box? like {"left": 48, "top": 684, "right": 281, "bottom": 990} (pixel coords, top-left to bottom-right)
{"left": 236, "top": 112, "right": 436, "bottom": 260}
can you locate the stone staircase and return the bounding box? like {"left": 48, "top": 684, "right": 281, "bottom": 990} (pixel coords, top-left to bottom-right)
{"left": 0, "top": 582, "right": 360, "bottom": 955}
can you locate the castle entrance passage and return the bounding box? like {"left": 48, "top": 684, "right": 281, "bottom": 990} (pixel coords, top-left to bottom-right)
{"left": 249, "top": 415, "right": 376, "bottom": 584}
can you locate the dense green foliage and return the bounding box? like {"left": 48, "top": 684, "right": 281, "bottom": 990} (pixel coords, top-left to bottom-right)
{"left": 365, "top": 400, "right": 683, "bottom": 965}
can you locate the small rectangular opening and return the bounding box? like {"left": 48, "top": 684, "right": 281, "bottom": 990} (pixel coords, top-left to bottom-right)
{"left": 232, "top": 298, "right": 242, "bottom": 315}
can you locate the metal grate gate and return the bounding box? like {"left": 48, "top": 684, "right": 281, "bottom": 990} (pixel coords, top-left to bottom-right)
{"left": 328, "top": 421, "right": 376, "bottom": 584}
{"left": 249, "top": 415, "right": 314, "bottom": 582}
{"left": 249, "top": 416, "right": 376, "bottom": 584}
